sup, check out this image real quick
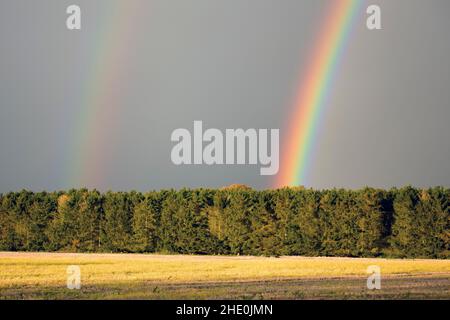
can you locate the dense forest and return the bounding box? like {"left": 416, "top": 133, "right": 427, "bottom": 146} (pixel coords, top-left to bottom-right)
{"left": 0, "top": 186, "right": 448, "bottom": 258}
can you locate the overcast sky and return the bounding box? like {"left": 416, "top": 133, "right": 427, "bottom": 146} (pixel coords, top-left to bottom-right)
{"left": 0, "top": 0, "right": 449, "bottom": 192}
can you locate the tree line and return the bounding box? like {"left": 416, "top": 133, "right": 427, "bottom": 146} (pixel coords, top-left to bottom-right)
{"left": 0, "top": 186, "right": 448, "bottom": 258}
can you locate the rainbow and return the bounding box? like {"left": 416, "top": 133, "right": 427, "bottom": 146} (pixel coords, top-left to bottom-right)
{"left": 67, "top": 1, "right": 140, "bottom": 188}
{"left": 275, "top": 0, "right": 363, "bottom": 188}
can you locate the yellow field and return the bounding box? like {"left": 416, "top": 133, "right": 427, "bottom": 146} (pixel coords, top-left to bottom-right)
{"left": 0, "top": 252, "right": 449, "bottom": 299}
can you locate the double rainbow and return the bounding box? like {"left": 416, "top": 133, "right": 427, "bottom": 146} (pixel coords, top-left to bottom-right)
{"left": 275, "top": 0, "right": 363, "bottom": 188}
{"left": 66, "top": 1, "right": 362, "bottom": 189}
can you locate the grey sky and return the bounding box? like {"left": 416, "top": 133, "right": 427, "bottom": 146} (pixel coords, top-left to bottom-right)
{"left": 0, "top": 0, "right": 449, "bottom": 192}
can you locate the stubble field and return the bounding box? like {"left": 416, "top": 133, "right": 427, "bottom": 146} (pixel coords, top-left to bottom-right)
{"left": 0, "top": 252, "right": 448, "bottom": 299}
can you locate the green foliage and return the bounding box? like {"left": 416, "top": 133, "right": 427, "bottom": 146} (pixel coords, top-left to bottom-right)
{"left": 159, "top": 189, "right": 220, "bottom": 254}
{"left": 0, "top": 187, "right": 448, "bottom": 258}
{"left": 101, "top": 192, "right": 134, "bottom": 252}
{"left": 131, "top": 195, "right": 157, "bottom": 252}
{"left": 45, "top": 190, "right": 102, "bottom": 252}
{"left": 389, "top": 187, "right": 449, "bottom": 258}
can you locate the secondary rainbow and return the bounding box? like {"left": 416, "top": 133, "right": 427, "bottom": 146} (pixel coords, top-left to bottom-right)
{"left": 67, "top": 1, "right": 139, "bottom": 188}
{"left": 275, "top": 0, "right": 363, "bottom": 188}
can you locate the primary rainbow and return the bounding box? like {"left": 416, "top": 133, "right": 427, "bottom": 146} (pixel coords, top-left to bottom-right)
{"left": 275, "top": 0, "right": 363, "bottom": 188}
